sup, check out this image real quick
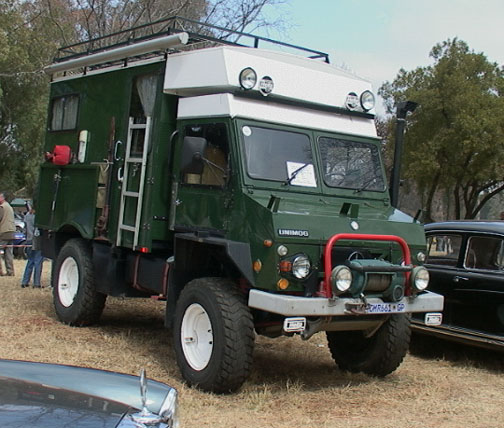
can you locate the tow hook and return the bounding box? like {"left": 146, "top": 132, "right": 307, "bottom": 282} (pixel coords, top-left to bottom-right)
{"left": 344, "top": 293, "right": 369, "bottom": 315}
{"left": 360, "top": 292, "right": 368, "bottom": 306}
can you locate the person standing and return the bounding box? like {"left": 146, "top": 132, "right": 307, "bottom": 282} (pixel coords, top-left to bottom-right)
{"left": 0, "top": 192, "right": 16, "bottom": 276}
{"left": 21, "top": 205, "right": 43, "bottom": 288}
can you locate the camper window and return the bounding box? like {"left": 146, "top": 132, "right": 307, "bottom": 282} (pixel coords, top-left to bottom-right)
{"left": 50, "top": 95, "right": 79, "bottom": 131}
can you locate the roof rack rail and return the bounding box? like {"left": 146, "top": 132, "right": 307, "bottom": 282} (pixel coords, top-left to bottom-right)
{"left": 51, "top": 16, "right": 330, "bottom": 66}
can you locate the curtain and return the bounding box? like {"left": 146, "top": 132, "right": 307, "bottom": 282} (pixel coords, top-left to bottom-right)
{"left": 136, "top": 75, "right": 157, "bottom": 117}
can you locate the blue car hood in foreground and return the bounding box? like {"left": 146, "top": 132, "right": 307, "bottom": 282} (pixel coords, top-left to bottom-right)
{"left": 0, "top": 360, "right": 176, "bottom": 428}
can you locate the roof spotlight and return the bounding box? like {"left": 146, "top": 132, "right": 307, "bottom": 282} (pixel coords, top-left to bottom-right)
{"left": 360, "top": 90, "right": 375, "bottom": 111}
{"left": 239, "top": 67, "right": 257, "bottom": 90}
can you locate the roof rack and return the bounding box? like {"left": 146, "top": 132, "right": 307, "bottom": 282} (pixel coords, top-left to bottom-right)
{"left": 50, "top": 15, "right": 330, "bottom": 68}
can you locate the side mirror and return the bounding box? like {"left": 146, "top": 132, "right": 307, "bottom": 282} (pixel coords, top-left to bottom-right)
{"left": 181, "top": 136, "right": 207, "bottom": 175}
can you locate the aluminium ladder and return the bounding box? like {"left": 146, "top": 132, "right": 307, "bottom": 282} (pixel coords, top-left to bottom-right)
{"left": 116, "top": 116, "right": 151, "bottom": 249}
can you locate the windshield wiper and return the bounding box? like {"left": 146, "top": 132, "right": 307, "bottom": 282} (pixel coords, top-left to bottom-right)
{"left": 283, "top": 163, "right": 310, "bottom": 186}
{"left": 353, "top": 175, "right": 378, "bottom": 193}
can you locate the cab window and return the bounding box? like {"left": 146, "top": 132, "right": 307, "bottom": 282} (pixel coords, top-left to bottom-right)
{"left": 181, "top": 123, "right": 229, "bottom": 187}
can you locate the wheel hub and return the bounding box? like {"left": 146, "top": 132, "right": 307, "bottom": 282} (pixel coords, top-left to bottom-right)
{"left": 58, "top": 256, "right": 79, "bottom": 307}
{"left": 181, "top": 303, "right": 213, "bottom": 371}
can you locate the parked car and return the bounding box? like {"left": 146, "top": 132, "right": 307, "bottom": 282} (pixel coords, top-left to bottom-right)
{"left": 13, "top": 213, "right": 27, "bottom": 259}
{"left": 411, "top": 221, "right": 504, "bottom": 351}
{"left": 0, "top": 359, "right": 179, "bottom": 427}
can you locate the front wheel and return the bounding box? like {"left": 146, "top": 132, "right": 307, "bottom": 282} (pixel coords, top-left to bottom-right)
{"left": 173, "top": 278, "right": 254, "bottom": 393}
{"left": 326, "top": 314, "right": 411, "bottom": 377}
{"left": 53, "top": 238, "right": 106, "bottom": 326}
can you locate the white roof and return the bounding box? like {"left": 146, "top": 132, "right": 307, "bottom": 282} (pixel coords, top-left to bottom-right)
{"left": 163, "top": 46, "right": 374, "bottom": 114}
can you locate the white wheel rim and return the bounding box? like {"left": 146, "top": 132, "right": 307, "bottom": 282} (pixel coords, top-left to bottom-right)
{"left": 180, "top": 303, "right": 213, "bottom": 371}
{"left": 58, "top": 256, "right": 79, "bottom": 308}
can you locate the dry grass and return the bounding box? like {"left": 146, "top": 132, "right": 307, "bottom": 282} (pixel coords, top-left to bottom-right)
{"left": 1, "top": 259, "right": 503, "bottom": 427}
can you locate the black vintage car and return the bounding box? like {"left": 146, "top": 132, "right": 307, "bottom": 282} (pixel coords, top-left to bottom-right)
{"left": 411, "top": 221, "right": 504, "bottom": 350}
{"left": 0, "top": 360, "right": 179, "bottom": 427}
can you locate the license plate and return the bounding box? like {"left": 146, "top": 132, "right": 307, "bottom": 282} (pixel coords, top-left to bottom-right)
{"left": 424, "top": 312, "right": 442, "bottom": 326}
{"left": 365, "top": 302, "right": 406, "bottom": 314}
{"left": 283, "top": 317, "right": 306, "bottom": 332}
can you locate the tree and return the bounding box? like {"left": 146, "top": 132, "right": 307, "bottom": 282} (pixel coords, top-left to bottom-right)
{"left": 379, "top": 39, "right": 504, "bottom": 221}
{"left": 31, "top": 0, "right": 287, "bottom": 47}
{"left": 0, "top": 0, "right": 60, "bottom": 196}
{"left": 0, "top": 0, "right": 287, "bottom": 197}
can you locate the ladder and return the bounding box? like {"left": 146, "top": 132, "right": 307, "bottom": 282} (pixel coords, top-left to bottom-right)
{"left": 116, "top": 116, "right": 151, "bottom": 249}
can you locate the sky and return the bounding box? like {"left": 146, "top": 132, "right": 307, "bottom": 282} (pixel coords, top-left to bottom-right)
{"left": 255, "top": 0, "right": 504, "bottom": 114}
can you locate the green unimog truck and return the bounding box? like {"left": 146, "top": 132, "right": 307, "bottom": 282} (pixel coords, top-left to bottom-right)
{"left": 37, "top": 17, "right": 443, "bottom": 393}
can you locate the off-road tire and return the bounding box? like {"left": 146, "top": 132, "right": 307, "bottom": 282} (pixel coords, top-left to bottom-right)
{"left": 326, "top": 314, "right": 411, "bottom": 377}
{"left": 173, "top": 278, "right": 255, "bottom": 393}
{"left": 53, "top": 238, "right": 106, "bottom": 326}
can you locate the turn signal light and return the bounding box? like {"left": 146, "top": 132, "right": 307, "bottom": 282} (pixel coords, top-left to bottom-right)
{"left": 279, "top": 260, "right": 292, "bottom": 273}
{"left": 277, "top": 278, "right": 289, "bottom": 290}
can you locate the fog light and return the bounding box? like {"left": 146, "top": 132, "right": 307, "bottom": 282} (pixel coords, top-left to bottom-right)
{"left": 331, "top": 265, "right": 352, "bottom": 293}
{"left": 239, "top": 67, "right": 257, "bottom": 90}
{"left": 345, "top": 92, "right": 359, "bottom": 110}
{"left": 259, "top": 76, "right": 274, "bottom": 96}
{"left": 411, "top": 266, "right": 429, "bottom": 291}
{"left": 360, "top": 90, "right": 375, "bottom": 111}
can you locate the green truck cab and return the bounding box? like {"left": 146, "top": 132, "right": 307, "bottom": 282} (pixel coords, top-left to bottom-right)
{"left": 37, "top": 18, "right": 443, "bottom": 393}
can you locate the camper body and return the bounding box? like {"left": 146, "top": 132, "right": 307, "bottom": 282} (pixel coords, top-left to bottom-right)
{"left": 38, "top": 19, "right": 443, "bottom": 392}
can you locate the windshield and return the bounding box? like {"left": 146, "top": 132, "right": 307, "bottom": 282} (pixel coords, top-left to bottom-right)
{"left": 241, "top": 125, "right": 315, "bottom": 185}
{"left": 319, "top": 137, "right": 385, "bottom": 191}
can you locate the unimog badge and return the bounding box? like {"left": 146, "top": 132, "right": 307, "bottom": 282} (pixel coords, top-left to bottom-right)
{"left": 278, "top": 229, "right": 310, "bottom": 237}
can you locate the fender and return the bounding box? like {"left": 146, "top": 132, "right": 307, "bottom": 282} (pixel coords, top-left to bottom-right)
{"left": 164, "top": 233, "right": 254, "bottom": 329}
{"left": 174, "top": 233, "right": 254, "bottom": 286}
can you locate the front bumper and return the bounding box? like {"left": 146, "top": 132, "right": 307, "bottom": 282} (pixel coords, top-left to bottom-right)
{"left": 248, "top": 290, "right": 444, "bottom": 317}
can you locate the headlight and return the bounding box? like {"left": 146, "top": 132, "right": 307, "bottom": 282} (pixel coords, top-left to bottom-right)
{"left": 239, "top": 67, "right": 257, "bottom": 90}
{"left": 360, "top": 90, "right": 375, "bottom": 111}
{"left": 292, "top": 255, "right": 311, "bottom": 279}
{"left": 411, "top": 266, "right": 429, "bottom": 291}
{"left": 330, "top": 265, "right": 352, "bottom": 293}
{"left": 159, "top": 388, "right": 179, "bottom": 428}
{"left": 416, "top": 251, "right": 426, "bottom": 263}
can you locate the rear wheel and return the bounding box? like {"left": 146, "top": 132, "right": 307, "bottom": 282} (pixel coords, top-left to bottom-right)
{"left": 53, "top": 239, "right": 106, "bottom": 326}
{"left": 326, "top": 314, "right": 411, "bottom": 376}
{"left": 173, "top": 278, "right": 254, "bottom": 393}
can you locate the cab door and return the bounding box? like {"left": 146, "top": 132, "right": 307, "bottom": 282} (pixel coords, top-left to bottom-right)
{"left": 424, "top": 233, "right": 464, "bottom": 326}
{"left": 172, "top": 121, "right": 232, "bottom": 235}
{"left": 451, "top": 234, "right": 504, "bottom": 334}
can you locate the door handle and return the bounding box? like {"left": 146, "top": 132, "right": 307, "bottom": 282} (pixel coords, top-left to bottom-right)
{"left": 114, "top": 140, "right": 123, "bottom": 161}
{"left": 453, "top": 276, "right": 469, "bottom": 283}
{"left": 117, "top": 167, "right": 124, "bottom": 183}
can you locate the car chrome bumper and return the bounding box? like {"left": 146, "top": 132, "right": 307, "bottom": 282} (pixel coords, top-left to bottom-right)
{"left": 248, "top": 290, "right": 444, "bottom": 317}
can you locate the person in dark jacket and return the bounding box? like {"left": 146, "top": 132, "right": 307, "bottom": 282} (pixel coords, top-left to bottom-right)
{"left": 21, "top": 205, "right": 43, "bottom": 288}
{"left": 0, "top": 192, "right": 16, "bottom": 276}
